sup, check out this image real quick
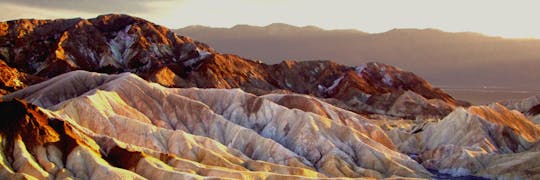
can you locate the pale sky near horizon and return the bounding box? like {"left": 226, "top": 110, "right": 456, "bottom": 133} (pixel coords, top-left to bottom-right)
{"left": 1, "top": 0, "right": 539, "bottom": 38}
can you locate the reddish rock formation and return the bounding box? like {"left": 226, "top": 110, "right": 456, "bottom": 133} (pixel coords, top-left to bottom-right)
{"left": 3, "top": 70, "right": 433, "bottom": 178}
{"left": 3, "top": 69, "right": 538, "bottom": 179}
{"left": 0, "top": 99, "right": 59, "bottom": 156}
{"left": 0, "top": 14, "right": 213, "bottom": 78}
{"left": 0, "top": 60, "right": 43, "bottom": 95}
{"left": 0, "top": 14, "right": 458, "bottom": 118}
{"left": 3, "top": 14, "right": 540, "bottom": 179}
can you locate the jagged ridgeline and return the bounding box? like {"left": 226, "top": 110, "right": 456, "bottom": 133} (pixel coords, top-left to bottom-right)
{"left": 0, "top": 14, "right": 539, "bottom": 179}
{"left": 0, "top": 14, "right": 460, "bottom": 119}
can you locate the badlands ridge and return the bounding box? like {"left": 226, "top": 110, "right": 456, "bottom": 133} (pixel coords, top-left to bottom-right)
{"left": 0, "top": 14, "right": 539, "bottom": 179}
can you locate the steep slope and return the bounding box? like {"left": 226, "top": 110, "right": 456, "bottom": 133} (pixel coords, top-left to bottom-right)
{"left": 3, "top": 70, "right": 433, "bottom": 178}
{"left": 161, "top": 56, "right": 458, "bottom": 118}
{"left": 0, "top": 99, "right": 146, "bottom": 179}
{"left": 0, "top": 14, "right": 214, "bottom": 78}
{"left": 317, "top": 62, "right": 456, "bottom": 118}
{"left": 0, "top": 99, "right": 332, "bottom": 179}
{"left": 387, "top": 103, "right": 540, "bottom": 178}
{"left": 0, "top": 14, "right": 538, "bottom": 180}
{"left": 0, "top": 60, "right": 26, "bottom": 94}
{"left": 4, "top": 70, "right": 539, "bottom": 179}
{"left": 0, "top": 14, "right": 459, "bottom": 119}
{"left": 501, "top": 95, "right": 540, "bottom": 124}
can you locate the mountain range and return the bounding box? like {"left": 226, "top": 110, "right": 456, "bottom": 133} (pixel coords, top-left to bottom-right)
{"left": 175, "top": 23, "right": 540, "bottom": 91}
{"left": 0, "top": 14, "right": 540, "bottom": 179}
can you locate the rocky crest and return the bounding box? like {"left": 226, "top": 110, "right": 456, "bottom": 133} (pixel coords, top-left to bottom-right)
{"left": 2, "top": 14, "right": 537, "bottom": 179}
{"left": 2, "top": 71, "right": 433, "bottom": 179}
{"left": 386, "top": 103, "right": 540, "bottom": 178}
{"left": 0, "top": 14, "right": 458, "bottom": 119}
{"left": 175, "top": 23, "right": 540, "bottom": 91}
{"left": 0, "top": 14, "right": 214, "bottom": 78}
{"left": 0, "top": 60, "right": 29, "bottom": 94}
{"left": 3, "top": 70, "right": 539, "bottom": 179}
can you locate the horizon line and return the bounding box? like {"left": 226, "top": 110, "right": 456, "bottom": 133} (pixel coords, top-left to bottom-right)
{"left": 179, "top": 23, "right": 540, "bottom": 40}
{"left": 2, "top": 14, "right": 539, "bottom": 40}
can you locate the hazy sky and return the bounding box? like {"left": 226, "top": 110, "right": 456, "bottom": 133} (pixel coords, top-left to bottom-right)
{"left": 1, "top": 0, "right": 539, "bottom": 38}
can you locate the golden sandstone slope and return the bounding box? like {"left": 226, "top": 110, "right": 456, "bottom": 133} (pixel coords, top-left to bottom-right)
{"left": 3, "top": 70, "right": 540, "bottom": 179}
{"left": 2, "top": 71, "right": 431, "bottom": 179}
{"left": 1, "top": 14, "right": 540, "bottom": 179}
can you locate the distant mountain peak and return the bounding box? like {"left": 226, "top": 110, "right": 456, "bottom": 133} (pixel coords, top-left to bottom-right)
{"left": 0, "top": 15, "right": 458, "bottom": 118}
{"left": 3, "top": 14, "right": 539, "bottom": 179}
{"left": 264, "top": 23, "right": 299, "bottom": 29}
{"left": 223, "top": 23, "right": 325, "bottom": 33}
{"left": 181, "top": 24, "right": 212, "bottom": 29}
{"left": 383, "top": 28, "right": 444, "bottom": 34}
{"left": 264, "top": 23, "right": 324, "bottom": 32}
{"left": 175, "top": 22, "right": 540, "bottom": 96}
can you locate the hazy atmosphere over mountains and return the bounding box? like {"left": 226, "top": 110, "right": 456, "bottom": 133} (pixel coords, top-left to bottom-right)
{"left": 176, "top": 24, "right": 540, "bottom": 90}
{"left": 1, "top": 0, "right": 540, "bottom": 179}
{"left": 1, "top": 14, "right": 540, "bottom": 179}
